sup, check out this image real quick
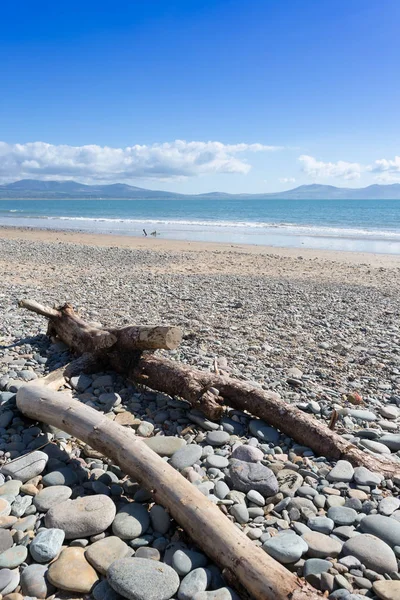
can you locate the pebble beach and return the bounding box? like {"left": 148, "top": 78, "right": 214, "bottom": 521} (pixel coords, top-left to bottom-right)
{"left": 0, "top": 227, "right": 400, "bottom": 600}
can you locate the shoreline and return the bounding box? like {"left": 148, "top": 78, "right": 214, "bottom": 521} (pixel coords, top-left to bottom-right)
{"left": 1, "top": 225, "right": 400, "bottom": 268}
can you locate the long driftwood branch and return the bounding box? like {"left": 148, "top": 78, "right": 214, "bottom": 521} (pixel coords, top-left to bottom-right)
{"left": 133, "top": 356, "right": 400, "bottom": 478}
{"left": 19, "top": 300, "right": 400, "bottom": 478}
{"left": 16, "top": 384, "right": 322, "bottom": 600}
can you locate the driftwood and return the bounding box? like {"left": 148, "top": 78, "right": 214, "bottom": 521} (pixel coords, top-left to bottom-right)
{"left": 19, "top": 300, "right": 400, "bottom": 478}
{"left": 16, "top": 384, "right": 322, "bottom": 600}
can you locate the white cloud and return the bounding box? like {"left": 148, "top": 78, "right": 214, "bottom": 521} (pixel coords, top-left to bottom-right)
{"left": 298, "top": 155, "right": 363, "bottom": 180}
{"left": 369, "top": 156, "right": 400, "bottom": 174}
{"left": 0, "top": 140, "right": 281, "bottom": 183}
{"left": 279, "top": 177, "right": 296, "bottom": 183}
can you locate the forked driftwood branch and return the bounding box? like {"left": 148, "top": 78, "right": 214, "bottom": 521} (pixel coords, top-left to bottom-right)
{"left": 18, "top": 299, "right": 400, "bottom": 479}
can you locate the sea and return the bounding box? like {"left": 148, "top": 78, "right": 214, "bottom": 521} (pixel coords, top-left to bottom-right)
{"left": 0, "top": 198, "right": 400, "bottom": 254}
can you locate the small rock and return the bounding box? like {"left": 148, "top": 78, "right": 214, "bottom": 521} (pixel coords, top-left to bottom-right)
{"left": 263, "top": 532, "right": 308, "bottom": 563}
{"left": 45, "top": 494, "right": 116, "bottom": 539}
{"left": 229, "top": 459, "right": 279, "bottom": 495}
{"left": 0, "top": 545, "right": 28, "bottom": 568}
{"left": 47, "top": 546, "right": 99, "bottom": 593}
{"left": 373, "top": 580, "right": 400, "bottom": 600}
{"left": 1, "top": 451, "right": 48, "bottom": 482}
{"left": 112, "top": 502, "right": 150, "bottom": 540}
{"left": 327, "top": 461, "right": 354, "bottom": 483}
{"left": 107, "top": 557, "right": 180, "bottom": 600}
{"left": 301, "top": 531, "right": 342, "bottom": 558}
{"left": 230, "top": 445, "right": 264, "bottom": 462}
{"left": 29, "top": 528, "right": 65, "bottom": 563}
{"left": 342, "top": 534, "right": 398, "bottom": 574}
{"left": 85, "top": 536, "right": 130, "bottom": 575}
{"left": 20, "top": 563, "right": 54, "bottom": 599}
{"left": 150, "top": 504, "right": 170, "bottom": 534}
{"left": 178, "top": 568, "right": 211, "bottom": 600}
{"left": 33, "top": 485, "right": 72, "bottom": 511}
{"left": 171, "top": 444, "right": 203, "bottom": 469}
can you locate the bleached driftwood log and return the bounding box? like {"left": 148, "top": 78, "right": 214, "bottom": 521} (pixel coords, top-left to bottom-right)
{"left": 17, "top": 384, "right": 322, "bottom": 600}
{"left": 19, "top": 300, "right": 400, "bottom": 478}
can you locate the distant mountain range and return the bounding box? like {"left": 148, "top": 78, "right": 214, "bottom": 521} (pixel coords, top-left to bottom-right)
{"left": 1, "top": 179, "right": 400, "bottom": 199}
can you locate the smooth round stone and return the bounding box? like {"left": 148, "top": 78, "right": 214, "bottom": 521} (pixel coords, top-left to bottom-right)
{"left": 327, "top": 507, "right": 357, "bottom": 526}
{"left": 0, "top": 545, "right": 27, "bottom": 568}
{"left": 108, "top": 557, "right": 180, "bottom": 600}
{"left": 348, "top": 410, "right": 377, "bottom": 421}
{"left": 0, "top": 568, "right": 20, "bottom": 596}
{"left": 48, "top": 546, "right": 99, "bottom": 593}
{"left": 230, "top": 444, "right": 264, "bottom": 463}
{"left": 326, "top": 496, "right": 346, "bottom": 508}
{"left": 353, "top": 467, "right": 382, "bottom": 486}
{"left": 45, "top": 494, "right": 116, "bottom": 539}
{"left": 206, "top": 455, "right": 229, "bottom": 469}
{"left": 170, "top": 445, "right": 202, "bottom": 470}
{"left": 297, "top": 485, "right": 318, "bottom": 497}
{"left": 172, "top": 549, "right": 208, "bottom": 576}
{"left": 343, "top": 534, "right": 398, "bottom": 574}
{"left": 1, "top": 451, "right": 48, "bottom": 482}
{"left": 379, "top": 497, "right": 400, "bottom": 516}
{"left": 229, "top": 459, "right": 279, "bottom": 495}
{"left": 327, "top": 461, "right": 354, "bottom": 483}
{"left": 150, "top": 504, "right": 170, "bottom": 534}
{"left": 230, "top": 504, "right": 249, "bottom": 524}
{"left": 301, "top": 532, "right": 342, "bottom": 558}
{"left": 206, "top": 431, "right": 230, "bottom": 446}
{"left": 359, "top": 439, "right": 391, "bottom": 455}
{"left": 85, "top": 535, "right": 130, "bottom": 574}
{"left": 0, "top": 498, "right": 11, "bottom": 517}
{"left": 249, "top": 420, "right": 280, "bottom": 444}
{"left": 29, "top": 528, "right": 65, "bottom": 562}
{"left": 373, "top": 580, "right": 400, "bottom": 600}
{"left": 42, "top": 467, "right": 78, "bottom": 486}
{"left": 303, "top": 558, "right": 333, "bottom": 580}
{"left": 348, "top": 489, "right": 368, "bottom": 501}
{"left": 338, "top": 555, "right": 362, "bottom": 569}
{"left": 307, "top": 517, "right": 334, "bottom": 535}
{"left": 0, "top": 528, "right": 13, "bottom": 553}
{"left": 112, "top": 502, "right": 150, "bottom": 540}
{"left": 263, "top": 532, "right": 308, "bottom": 564}
{"left": 359, "top": 514, "right": 400, "bottom": 548}
{"left": 214, "top": 481, "right": 230, "bottom": 500}
{"left": 93, "top": 580, "right": 123, "bottom": 600}
{"left": 33, "top": 485, "right": 72, "bottom": 511}
{"left": 178, "top": 568, "right": 210, "bottom": 600}
{"left": 247, "top": 489, "right": 265, "bottom": 506}
{"left": 143, "top": 437, "right": 186, "bottom": 457}
{"left": 20, "top": 564, "right": 54, "bottom": 599}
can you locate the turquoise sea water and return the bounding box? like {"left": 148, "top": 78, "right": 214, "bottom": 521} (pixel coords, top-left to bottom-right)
{"left": 0, "top": 198, "right": 399, "bottom": 254}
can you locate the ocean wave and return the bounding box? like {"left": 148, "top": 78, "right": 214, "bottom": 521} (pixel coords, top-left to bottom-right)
{"left": 1, "top": 213, "right": 400, "bottom": 240}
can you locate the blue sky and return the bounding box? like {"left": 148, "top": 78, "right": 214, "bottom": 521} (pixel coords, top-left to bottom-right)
{"left": 1, "top": 0, "right": 399, "bottom": 192}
